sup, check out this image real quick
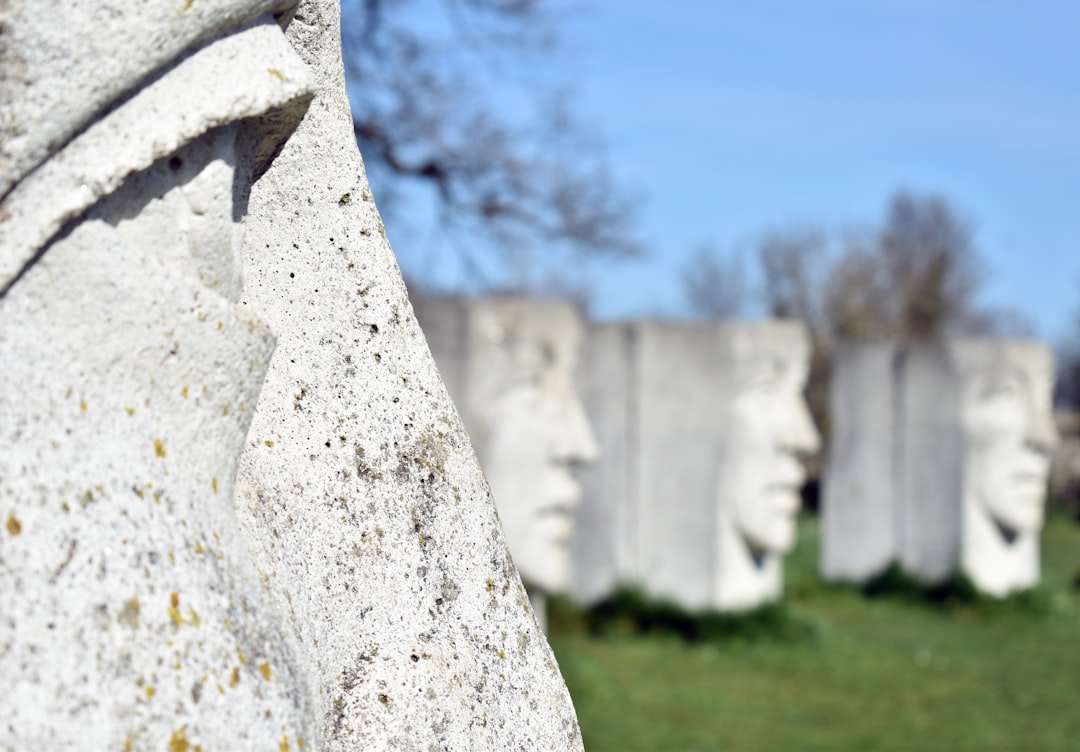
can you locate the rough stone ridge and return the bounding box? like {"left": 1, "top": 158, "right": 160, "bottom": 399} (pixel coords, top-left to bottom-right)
{"left": 235, "top": 2, "right": 584, "bottom": 749}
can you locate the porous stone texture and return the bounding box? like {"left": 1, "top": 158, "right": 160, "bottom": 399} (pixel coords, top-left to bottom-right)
{"left": 412, "top": 297, "right": 599, "bottom": 621}
{"left": 234, "top": 4, "right": 584, "bottom": 749}
{"left": 0, "top": 12, "right": 318, "bottom": 750}
{"left": 821, "top": 340, "right": 1058, "bottom": 595}
{"left": 572, "top": 320, "right": 819, "bottom": 612}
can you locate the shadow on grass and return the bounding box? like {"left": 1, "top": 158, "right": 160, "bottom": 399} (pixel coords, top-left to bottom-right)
{"left": 548, "top": 587, "right": 820, "bottom": 645}
{"left": 845, "top": 561, "right": 1055, "bottom": 618}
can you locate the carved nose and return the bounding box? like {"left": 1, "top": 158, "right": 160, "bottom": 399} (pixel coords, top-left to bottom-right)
{"left": 551, "top": 395, "right": 599, "bottom": 468}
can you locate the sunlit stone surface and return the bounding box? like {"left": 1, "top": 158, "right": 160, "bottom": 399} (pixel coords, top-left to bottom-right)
{"left": 573, "top": 320, "right": 820, "bottom": 612}
{"left": 822, "top": 340, "right": 1058, "bottom": 596}
{"left": 2, "top": 2, "right": 585, "bottom": 749}
{"left": 415, "top": 297, "right": 599, "bottom": 620}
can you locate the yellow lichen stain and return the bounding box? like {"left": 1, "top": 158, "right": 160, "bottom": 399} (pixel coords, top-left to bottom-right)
{"left": 144, "top": 685, "right": 156, "bottom": 699}
{"left": 168, "top": 727, "right": 190, "bottom": 752}
{"left": 170, "top": 592, "right": 180, "bottom": 608}
{"left": 279, "top": 734, "right": 291, "bottom": 752}
{"left": 185, "top": 0, "right": 194, "bottom": 11}
{"left": 123, "top": 734, "right": 134, "bottom": 751}
{"left": 264, "top": 439, "right": 275, "bottom": 448}
{"left": 80, "top": 400, "right": 87, "bottom": 413}
{"left": 298, "top": 738, "right": 307, "bottom": 751}
{"left": 312, "top": 638, "right": 318, "bottom": 648}
{"left": 259, "top": 661, "right": 273, "bottom": 681}
{"left": 181, "top": 386, "right": 189, "bottom": 399}
{"left": 5, "top": 514, "right": 22, "bottom": 536}
{"left": 189, "top": 606, "right": 200, "bottom": 627}
{"left": 230, "top": 666, "right": 241, "bottom": 687}
{"left": 238, "top": 648, "right": 247, "bottom": 664}
{"left": 485, "top": 579, "right": 494, "bottom": 592}
{"left": 167, "top": 550, "right": 174, "bottom": 563}
{"left": 211, "top": 477, "right": 218, "bottom": 494}
{"left": 216, "top": 682, "right": 226, "bottom": 694}
{"left": 65, "top": 387, "right": 73, "bottom": 399}
{"left": 168, "top": 607, "right": 184, "bottom": 627}
{"left": 222, "top": 406, "right": 229, "bottom": 416}
{"left": 154, "top": 438, "right": 167, "bottom": 458}
{"left": 498, "top": 650, "right": 506, "bottom": 660}
{"left": 120, "top": 598, "right": 140, "bottom": 629}
{"left": 217, "top": 321, "right": 224, "bottom": 331}
{"left": 267, "top": 67, "right": 284, "bottom": 80}
{"left": 224, "top": 617, "right": 231, "bottom": 629}
{"left": 238, "top": 403, "right": 246, "bottom": 413}
{"left": 62, "top": 501, "right": 71, "bottom": 512}
{"left": 125, "top": 406, "right": 136, "bottom": 416}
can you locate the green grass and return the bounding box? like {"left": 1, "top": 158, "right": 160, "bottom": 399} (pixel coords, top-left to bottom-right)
{"left": 549, "top": 514, "right": 1080, "bottom": 751}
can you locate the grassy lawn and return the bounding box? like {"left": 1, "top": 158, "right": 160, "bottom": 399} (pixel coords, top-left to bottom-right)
{"left": 549, "top": 514, "right": 1080, "bottom": 751}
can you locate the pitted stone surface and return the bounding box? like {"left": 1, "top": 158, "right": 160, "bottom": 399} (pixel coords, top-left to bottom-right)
{"left": 234, "top": 2, "right": 584, "bottom": 749}
{"left": 0, "top": 129, "right": 316, "bottom": 750}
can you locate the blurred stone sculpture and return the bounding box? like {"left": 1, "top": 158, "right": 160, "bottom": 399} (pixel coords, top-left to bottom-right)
{"left": 1, "top": 4, "right": 317, "bottom": 749}
{"left": 572, "top": 321, "right": 819, "bottom": 612}
{"left": 2, "top": 1, "right": 585, "bottom": 749}
{"left": 414, "top": 297, "right": 599, "bottom": 625}
{"left": 822, "top": 340, "right": 1057, "bottom": 596}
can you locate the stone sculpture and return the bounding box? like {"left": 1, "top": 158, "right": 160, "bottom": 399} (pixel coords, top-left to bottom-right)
{"left": 414, "top": 297, "right": 599, "bottom": 626}
{"left": 1, "top": 5, "right": 317, "bottom": 749}
{"left": 822, "top": 340, "right": 1058, "bottom": 596}
{"left": 2, "top": 1, "right": 585, "bottom": 749}
{"left": 572, "top": 320, "right": 819, "bottom": 612}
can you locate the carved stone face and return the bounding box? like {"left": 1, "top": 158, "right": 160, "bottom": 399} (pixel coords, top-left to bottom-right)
{"left": 723, "top": 324, "right": 820, "bottom": 557}
{"left": 469, "top": 301, "right": 599, "bottom": 593}
{"left": 957, "top": 342, "right": 1058, "bottom": 537}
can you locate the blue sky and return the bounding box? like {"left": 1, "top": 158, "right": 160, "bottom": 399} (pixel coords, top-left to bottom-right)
{"left": 355, "top": 1, "right": 1080, "bottom": 343}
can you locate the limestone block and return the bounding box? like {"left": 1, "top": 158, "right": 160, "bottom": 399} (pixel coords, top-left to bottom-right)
{"left": 413, "top": 297, "right": 599, "bottom": 604}
{"left": 0, "top": 13, "right": 319, "bottom": 746}
{"left": 821, "top": 340, "right": 1058, "bottom": 596}
{"left": 234, "top": 2, "right": 585, "bottom": 747}
{"left": 573, "top": 320, "right": 819, "bottom": 612}
{"left": 571, "top": 324, "right": 635, "bottom": 605}
{"left": 636, "top": 321, "right": 819, "bottom": 611}
{"left": 821, "top": 344, "right": 900, "bottom": 581}
{"left": 951, "top": 340, "right": 1057, "bottom": 596}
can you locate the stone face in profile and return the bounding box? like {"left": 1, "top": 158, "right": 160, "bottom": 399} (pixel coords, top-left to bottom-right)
{"left": 233, "top": 4, "right": 585, "bottom": 747}
{"left": 3, "top": 1, "right": 585, "bottom": 749}
{"left": 415, "top": 297, "right": 599, "bottom": 597}
{"left": 572, "top": 320, "right": 819, "bottom": 612}
{"left": 822, "top": 340, "right": 1058, "bottom": 596}
{"left": 1, "top": 9, "right": 317, "bottom": 750}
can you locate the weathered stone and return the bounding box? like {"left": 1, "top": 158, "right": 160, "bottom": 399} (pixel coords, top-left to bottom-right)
{"left": 413, "top": 297, "right": 599, "bottom": 620}
{"left": 573, "top": 320, "right": 819, "bottom": 612}
{"left": 2, "top": 2, "right": 584, "bottom": 749}
{"left": 1, "top": 13, "right": 317, "bottom": 750}
{"left": 234, "top": 4, "right": 584, "bottom": 748}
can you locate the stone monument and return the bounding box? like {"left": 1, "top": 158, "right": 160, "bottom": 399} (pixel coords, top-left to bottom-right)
{"left": 572, "top": 320, "right": 820, "bottom": 612}
{"left": 822, "top": 340, "right": 1058, "bottom": 596}
{"left": 414, "top": 297, "right": 599, "bottom": 627}
{"left": 2, "top": 1, "right": 585, "bottom": 749}
{"left": 1, "top": 5, "right": 317, "bottom": 749}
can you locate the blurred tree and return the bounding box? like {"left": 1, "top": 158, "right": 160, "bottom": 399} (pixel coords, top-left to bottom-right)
{"left": 341, "top": 0, "right": 643, "bottom": 285}
{"left": 750, "top": 193, "right": 1012, "bottom": 465}
{"left": 680, "top": 243, "right": 747, "bottom": 318}
{"left": 1057, "top": 291, "right": 1080, "bottom": 411}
